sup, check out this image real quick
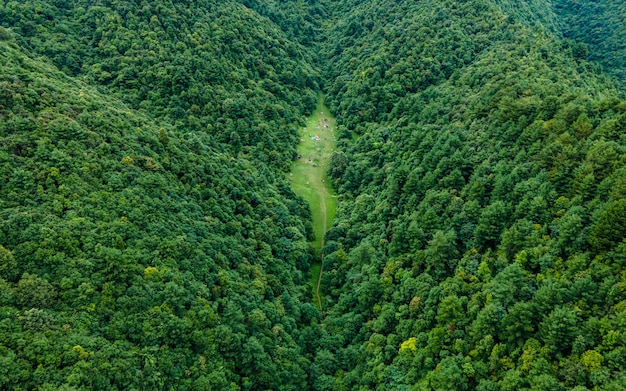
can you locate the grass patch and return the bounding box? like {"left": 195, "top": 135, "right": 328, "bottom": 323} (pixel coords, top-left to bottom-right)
{"left": 309, "top": 263, "right": 322, "bottom": 309}
{"left": 289, "top": 93, "right": 338, "bottom": 310}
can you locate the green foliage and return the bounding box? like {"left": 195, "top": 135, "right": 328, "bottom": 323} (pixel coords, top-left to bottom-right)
{"left": 553, "top": 0, "right": 626, "bottom": 88}
{"left": 0, "top": 26, "right": 13, "bottom": 41}
{"left": 1, "top": 0, "right": 625, "bottom": 389}
{"left": 589, "top": 199, "right": 626, "bottom": 251}
{"left": 0, "top": 245, "right": 18, "bottom": 281}
{"left": 15, "top": 273, "right": 57, "bottom": 309}
{"left": 0, "top": 0, "right": 320, "bottom": 169}
{"left": 0, "top": 1, "right": 321, "bottom": 388}
{"left": 315, "top": 0, "right": 626, "bottom": 389}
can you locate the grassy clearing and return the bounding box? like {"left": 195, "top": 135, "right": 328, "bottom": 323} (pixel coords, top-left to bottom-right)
{"left": 289, "top": 93, "right": 338, "bottom": 310}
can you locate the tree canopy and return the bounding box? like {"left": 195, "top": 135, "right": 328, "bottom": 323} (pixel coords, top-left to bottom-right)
{"left": 1, "top": 0, "right": 625, "bottom": 389}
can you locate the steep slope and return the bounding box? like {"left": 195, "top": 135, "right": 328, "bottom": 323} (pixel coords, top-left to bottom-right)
{"left": 317, "top": 0, "right": 626, "bottom": 389}
{"left": 0, "top": 2, "right": 322, "bottom": 388}
{"left": 553, "top": 0, "right": 626, "bottom": 90}
{"left": 0, "top": 0, "right": 320, "bottom": 168}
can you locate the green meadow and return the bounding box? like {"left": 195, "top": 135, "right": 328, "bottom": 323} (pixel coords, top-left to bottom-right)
{"left": 289, "top": 94, "right": 338, "bottom": 310}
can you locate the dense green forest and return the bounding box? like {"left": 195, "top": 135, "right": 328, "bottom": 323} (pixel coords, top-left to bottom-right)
{"left": 319, "top": 0, "right": 626, "bottom": 389}
{"left": 1, "top": 0, "right": 626, "bottom": 389}
{"left": 553, "top": 0, "right": 626, "bottom": 89}
{"left": 0, "top": 1, "right": 322, "bottom": 389}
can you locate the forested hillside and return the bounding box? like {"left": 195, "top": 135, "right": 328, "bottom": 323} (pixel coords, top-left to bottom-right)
{"left": 1, "top": 0, "right": 626, "bottom": 390}
{"left": 553, "top": 0, "right": 626, "bottom": 89}
{"left": 317, "top": 0, "right": 626, "bottom": 389}
{"left": 0, "top": 1, "right": 322, "bottom": 389}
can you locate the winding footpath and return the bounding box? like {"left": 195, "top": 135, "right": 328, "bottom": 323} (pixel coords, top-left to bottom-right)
{"left": 289, "top": 93, "right": 338, "bottom": 313}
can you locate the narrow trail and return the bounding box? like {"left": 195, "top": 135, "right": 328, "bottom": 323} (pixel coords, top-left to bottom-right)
{"left": 316, "top": 187, "right": 327, "bottom": 313}
{"left": 289, "top": 93, "right": 338, "bottom": 313}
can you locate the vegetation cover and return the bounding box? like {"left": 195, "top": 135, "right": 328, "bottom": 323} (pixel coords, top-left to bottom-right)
{"left": 0, "top": 0, "right": 322, "bottom": 389}
{"left": 553, "top": 0, "right": 626, "bottom": 89}
{"left": 289, "top": 95, "right": 338, "bottom": 310}
{"left": 1, "top": 0, "right": 626, "bottom": 390}
{"left": 318, "top": 0, "right": 626, "bottom": 390}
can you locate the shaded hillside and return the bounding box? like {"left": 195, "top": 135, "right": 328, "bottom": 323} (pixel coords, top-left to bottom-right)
{"left": 242, "top": 0, "right": 325, "bottom": 48}
{"left": 553, "top": 0, "right": 626, "bottom": 89}
{"left": 495, "top": 0, "right": 561, "bottom": 33}
{"left": 1, "top": 0, "right": 320, "bottom": 168}
{"left": 317, "top": 0, "right": 626, "bottom": 389}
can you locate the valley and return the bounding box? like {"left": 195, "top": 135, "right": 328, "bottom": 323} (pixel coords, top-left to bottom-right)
{"left": 289, "top": 94, "right": 338, "bottom": 311}
{"left": 1, "top": 0, "right": 626, "bottom": 389}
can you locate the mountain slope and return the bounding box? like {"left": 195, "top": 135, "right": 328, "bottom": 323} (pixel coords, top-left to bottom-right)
{"left": 1, "top": 0, "right": 626, "bottom": 389}
{"left": 1, "top": 0, "right": 320, "bottom": 168}
{"left": 317, "top": 0, "right": 626, "bottom": 389}
{"left": 553, "top": 0, "right": 626, "bottom": 90}
{"left": 0, "top": 4, "right": 320, "bottom": 388}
